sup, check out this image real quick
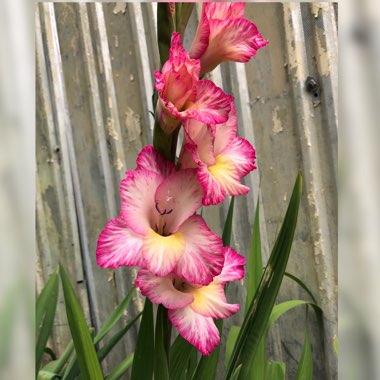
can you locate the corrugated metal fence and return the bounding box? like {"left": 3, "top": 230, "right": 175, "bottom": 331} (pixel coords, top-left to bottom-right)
{"left": 36, "top": 2, "right": 337, "bottom": 379}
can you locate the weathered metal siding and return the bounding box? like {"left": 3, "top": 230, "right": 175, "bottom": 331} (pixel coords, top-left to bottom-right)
{"left": 36, "top": 2, "right": 337, "bottom": 379}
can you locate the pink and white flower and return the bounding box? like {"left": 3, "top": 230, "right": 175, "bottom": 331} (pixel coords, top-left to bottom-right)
{"left": 135, "top": 247, "right": 245, "bottom": 355}
{"left": 96, "top": 146, "right": 225, "bottom": 285}
{"left": 180, "top": 101, "right": 256, "bottom": 206}
{"left": 189, "top": 2, "right": 268, "bottom": 76}
{"left": 154, "top": 32, "right": 232, "bottom": 134}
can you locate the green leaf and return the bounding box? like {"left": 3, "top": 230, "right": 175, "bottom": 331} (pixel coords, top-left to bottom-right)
{"left": 268, "top": 300, "right": 321, "bottom": 330}
{"left": 244, "top": 198, "right": 267, "bottom": 379}
{"left": 226, "top": 173, "right": 303, "bottom": 379}
{"left": 284, "top": 272, "right": 317, "bottom": 304}
{"left": 95, "top": 288, "right": 134, "bottom": 344}
{"left": 186, "top": 348, "right": 198, "bottom": 380}
{"left": 222, "top": 196, "right": 235, "bottom": 246}
{"left": 62, "top": 298, "right": 140, "bottom": 380}
{"left": 37, "top": 370, "right": 62, "bottom": 380}
{"left": 105, "top": 353, "right": 134, "bottom": 380}
{"left": 36, "top": 269, "right": 59, "bottom": 373}
{"left": 246, "top": 200, "right": 263, "bottom": 313}
{"left": 62, "top": 314, "right": 141, "bottom": 380}
{"left": 154, "top": 305, "right": 169, "bottom": 380}
{"left": 157, "top": 3, "right": 176, "bottom": 65}
{"left": 169, "top": 334, "right": 196, "bottom": 380}
{"left": 41, "top": 340, "right": 74, "bottom": 376}
{"left": 295, "top": 329, "right": 313, "bottom": 380}
{"left": 131, "top": 299, "right": 154, "bottom": 380}
{"left": 44, "top": 347, "right": 57, "bottom": 361}
{"left": 97, "top": 312, "right": 141, "bottom": 362}
{"left": 59, "top": 264, "right": 103, "bottom": 380}
{"left": 225, "top": 326, "right": 240, "bottom": 369}
{"left": 265, "top": 361, "right": 286, "bottom": 380}
{"left": 192, "top": 197, "right": 235, "bottom": 379}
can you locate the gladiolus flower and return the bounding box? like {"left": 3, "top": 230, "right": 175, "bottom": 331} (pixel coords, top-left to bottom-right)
{"left": 180, "top": 101, "right": 256, "bottom": 206}
{"left": 154, "top": 32, "right": 232, "bottom": 134}
{"left": 96, "top": 146, "right": 225, "bottom": 285}
{"left": 135, "top": 247, "right": 245, "bottom": 355}
{"left": 189, "top": 2, "right": 268, "bottom": 76}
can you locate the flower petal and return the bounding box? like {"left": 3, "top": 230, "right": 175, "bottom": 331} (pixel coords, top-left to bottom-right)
{"left": 213, "top": 101, "right": 238, "bottom": 155}
{"left": 155, "top": 169, "right": 203, "bottom": 233}
{"left": 196, "top": 156, "right": 250, "bottom": 206}
{"left": 96, "top": 217, "right": 144, "bottom": 269}
{"left": 189, "top": 11, "right": 210, "bottom": 59}
{"left": 220, "top": 136, "right": 256, "bottom": 177}
{"left": 190, "top": 281, "right": 240, "bottom": 319}
{"left": 181, "top": 80, "right": 232, "bottom": 125}
{"left": 142, "top": 228, "right": 185, "bottom": 277}
{"left": 183, "top": 119, "right": 215, "bottom": 166}
{"left": 168, "top": 307, "right": 220, "bottom": 356}
{"left": 154, "top": 32, "right": 201, "bottom": 134}
{"left": 199, "top": 18, "right": 268, "bottom": 75}
{"left": 135, "top": 145, "right": 176, "bottom": 177}
{"left": 179, "top": 144, "right": 197, "bottom": 170}
{"left": 120, "top": 170, "right": 162, "bottom": 235}
{"left": 135, "top": 269, "right": 194, "bottom": 309}
{"left": 174, "top": 215, "right": 224, "bottom": 285}
{"left": 216, "top": 247, "right": 246, "bottom": 283}
{"left": 204, "top": 2, "right": 245, "bottom": 20}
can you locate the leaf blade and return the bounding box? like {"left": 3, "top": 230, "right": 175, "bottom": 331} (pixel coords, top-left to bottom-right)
{"left": 131, "top": 299, "right": 154, "bottom": 380}
{"left": 154, "top": 305, "right": 169, "bottom": 380}
{"left": 169, "top": 334, "right": 196, "bottom": 380}
{"left": 105, "top": 353, "right": 134, "bottom": 380}
{"left": 226, "top": 173, "right": 303, "bottom": 379}
{"left": 36, "top": 269, "right": 59, "bottom": 372}
{"left": 59, "top": 264, "right": 103, "bottom": 380}
{"left": 295, "top": 329, "right": 313, "bottom": 380}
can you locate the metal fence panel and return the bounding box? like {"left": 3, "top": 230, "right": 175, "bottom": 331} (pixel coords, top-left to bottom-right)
{"left": 36, "top": 3, "right": 337, "bottom": 378}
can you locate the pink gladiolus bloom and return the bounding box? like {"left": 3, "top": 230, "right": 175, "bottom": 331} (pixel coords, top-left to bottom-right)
{"left": 189, "top": 2, "right": 268, "bottom": 76}
{"left": 135, "top": 247, "right": 245, "bottom": 355}
{"left": 154, "top": 32, "right": 232, "bottom": 134}
{"left": 96, "top": 146, "right": 225, "bottom": 285}
{"left": 180, "top": 101, "right": 256, "bottom": 206}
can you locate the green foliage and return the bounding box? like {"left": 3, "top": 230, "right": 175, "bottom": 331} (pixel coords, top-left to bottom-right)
{"left": 246, "top": 200, "right": 263, "bottom": 311}
{"left": 226, "top": 326, "right": 240, "bottom": 369}
{"left": 226, "top": 173, "right": 303, "bottom": 379}
{"left": 95, "top": 288, "right": 134, "bottom": 343}
{"left": 36, "top": 270, "right": 59, "bottom": 373}
{"left": 35, "top": 171, "right": 323, "bottom": 380}
{"left": 131, "top": 299, "right": 154, "bottom": 380}
{"left": 105, "top": 353, "right": 134, "bottom": 380}
{"left": 59, "top": 265, "right": 103, "bottom": 380}
{"left": 265, "top": 361, "right": 286, "bottom": 380}
{"left": 295, "top": 329, "right": 313, "bottom": 380}
{"left": 169, "top": 334, "right": 196, "bottom": 380}
{"left": 154, "top": 305, "right": 170, "bottom": 380}
{"left": 244, "top": 199, "right": 266, "bottom": 379}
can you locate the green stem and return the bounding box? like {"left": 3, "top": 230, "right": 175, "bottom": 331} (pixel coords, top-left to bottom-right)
{"left": 153, "top": 119, "right": 179, "bottom": 162}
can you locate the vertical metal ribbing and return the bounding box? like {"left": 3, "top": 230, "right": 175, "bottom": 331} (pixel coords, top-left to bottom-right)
{"left": 93, "top": 2, "right": 126, "bottom": 181}
{"left": 311, "top": 2, "right": 338, "bottom": 185}
{"left": 128, "top": 3, "right": 155, "bottom": 143}
{"left": 78, "top": 3, "right": 117, "bottom": 219}
{"left": 41, "top": 2, "right": 98, "bottom": 328}
{"left": 283, "top": 4, "right": 337, "bottom": 379}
